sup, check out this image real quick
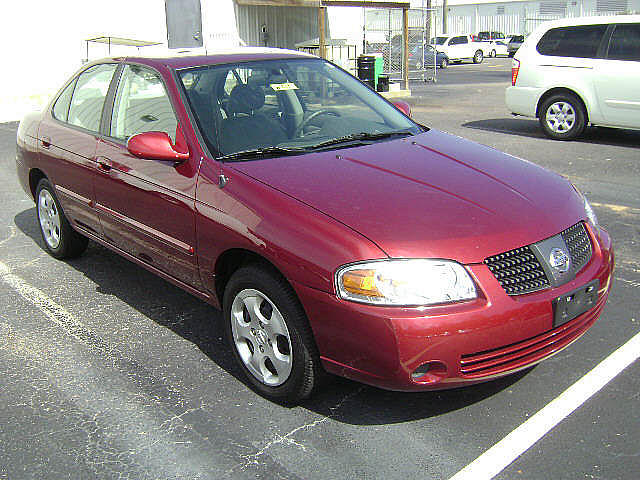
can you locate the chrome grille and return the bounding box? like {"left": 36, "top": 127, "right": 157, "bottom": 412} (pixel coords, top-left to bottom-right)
{"left": 561, "top": 222, "right": 592, "bottom": 275}
{"left": 484, "top": 246, "right": 550, "bottom": 295}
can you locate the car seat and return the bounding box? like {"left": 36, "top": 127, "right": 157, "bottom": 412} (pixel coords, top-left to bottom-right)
{"left": 219, "top": 84, "right": 287, "bottom": 154}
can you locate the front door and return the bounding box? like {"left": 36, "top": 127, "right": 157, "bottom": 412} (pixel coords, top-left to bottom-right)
{"left": 93, "top": 64, "right": 201, "bottom": 289}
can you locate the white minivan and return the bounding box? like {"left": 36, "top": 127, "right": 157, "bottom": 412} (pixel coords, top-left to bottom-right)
{"left": 506, "top": 15, "right": 640, "bottom": 139}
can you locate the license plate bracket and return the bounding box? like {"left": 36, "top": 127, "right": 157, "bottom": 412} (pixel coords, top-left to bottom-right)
{"left": 552, "top": 279, "right": 599, "bottom": 328}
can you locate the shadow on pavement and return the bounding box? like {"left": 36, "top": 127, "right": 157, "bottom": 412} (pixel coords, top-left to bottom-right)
{"left": 15, "top": 207, "right": 530, "bottom": 425}
{"left": 463, "top": 118, "right": 640, "bottom": 148}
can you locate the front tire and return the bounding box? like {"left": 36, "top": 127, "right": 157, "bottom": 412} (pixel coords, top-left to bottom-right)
{"left": 223, "top": 264, "right": 323, "bottom": 404}
{"left": 35, "top": 178, "right": 88, "bottom": 259}
{"left": 539, "top": 94, "right": 586, "bottom": 140}
{"left": 490, "top": 49, "right": 496, "bottom": 58}
{"left": 473, "top": 50, "right": 484, "bottom": 63}
{"left": 440, "top": 57, "right": 448, "bottom": 69}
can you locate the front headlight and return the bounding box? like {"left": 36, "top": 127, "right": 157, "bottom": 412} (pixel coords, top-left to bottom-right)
{"left": 336, "top": 259, "right": 477, "bottom": 306}
{"left": 583, "top": 196, "right": 598, "bottom": 227}
{"left": 572, "top": 183, "right": 598, "bottom": 227}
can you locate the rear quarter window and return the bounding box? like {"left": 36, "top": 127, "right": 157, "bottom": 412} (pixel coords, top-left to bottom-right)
{"left": 607, "top": 23, "right": 640, "bottom": 61}
{"left": 536, "top": 24, "right": 608, "bottom": 58}
{"left": 52, "top": 79, "right": 76, "bottom": 122}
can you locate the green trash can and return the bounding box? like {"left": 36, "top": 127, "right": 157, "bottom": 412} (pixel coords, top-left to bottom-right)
{"left": 373, "top": 55, "right": 384, "bottom": 90}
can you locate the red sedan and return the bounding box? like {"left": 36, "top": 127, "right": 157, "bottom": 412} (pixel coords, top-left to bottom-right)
{"left": 16, "top": 49, "right": 614, "bottom": 403}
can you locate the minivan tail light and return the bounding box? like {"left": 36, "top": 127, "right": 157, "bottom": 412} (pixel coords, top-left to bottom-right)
{"left": 511, "top": 58, "right": 520, "bottom": 86}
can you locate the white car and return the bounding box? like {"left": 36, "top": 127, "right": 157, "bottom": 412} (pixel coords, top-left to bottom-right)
{"left": 506, "top": 15, "right": 640, "bottom": 139}
{"left": 431, "top": 35, "right": 486, "bottom": 64}
{"left": 485, "top": 40, "right": 509, "bottom": 57}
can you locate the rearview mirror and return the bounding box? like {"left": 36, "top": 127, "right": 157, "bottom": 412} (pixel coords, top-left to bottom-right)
{"left": 127, "top": 131, "right": 189, "bottom": 162}
{"left": 392, "top": 100, "right": 411, "bottom": 117}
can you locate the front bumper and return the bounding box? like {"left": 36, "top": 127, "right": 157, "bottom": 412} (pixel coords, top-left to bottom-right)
{"left": 296, "top": 224, "right": 614, "bottom": 391}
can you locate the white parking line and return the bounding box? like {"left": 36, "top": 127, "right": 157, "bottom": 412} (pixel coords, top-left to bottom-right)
{"left": 449, "top": 330, "right": 640, "bottom": 480}
{"left": 0, "top": 260, "right": 89, "bottom": 342}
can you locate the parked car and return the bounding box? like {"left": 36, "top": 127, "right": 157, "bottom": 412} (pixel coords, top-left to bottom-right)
{"left": 410, "top": 44, "right": 449, "bottom": 69}
{"left": 431, "top": 34, "right": 485, "bottom": 63}
{"left": 17, "top": 49, "right": 613, "bottom": 403}
{"left": 477, "top": 31, "right": 506, "bottom": 41}
{"left": 506, "top": 15, "right": 640, "bottom": 139}
{"left": 485, "top": 40, "right": 509, "bottom": 57}
{"left": 508, "top": 35, "right": 525, "bottom": 57}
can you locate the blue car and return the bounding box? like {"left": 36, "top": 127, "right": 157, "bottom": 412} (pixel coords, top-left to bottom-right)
{"left": 411, "top": 44, "right": 449, "bottom": 69}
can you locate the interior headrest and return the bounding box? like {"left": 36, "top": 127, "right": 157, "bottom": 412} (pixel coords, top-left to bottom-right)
{"left": 229, "top": 84, "right": 265, "bottom": 114}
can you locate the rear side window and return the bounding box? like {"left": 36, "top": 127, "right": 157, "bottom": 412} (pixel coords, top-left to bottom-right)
{"left": 52, "top": 79, "right": 76, "bottom": 122}
{"left": 607, "top": 23, "right": 640, "bottom": 61}
{"left": 536, "top": 25, "right": 607, "bottom": 58}
{"left": 68, "top": 64, "right": 118, "bottom": 132}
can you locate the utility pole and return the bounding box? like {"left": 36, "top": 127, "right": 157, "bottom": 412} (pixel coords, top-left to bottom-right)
{"left": 426, "top": 0, "right": 432, "bottom": 44}
{"left": 443, "top": 0, "right": 448, "bottom": 35}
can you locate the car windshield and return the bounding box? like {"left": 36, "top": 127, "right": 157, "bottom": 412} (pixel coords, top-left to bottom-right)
{"left": 432, "top": 37, "right": 447, "bottom": 45}
{"left": 177, "top": 58, "right": 421, "bottom": 159}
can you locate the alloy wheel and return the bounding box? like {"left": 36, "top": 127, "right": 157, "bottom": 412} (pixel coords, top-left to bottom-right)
{"left": 545, "top": 101, "right": 576, "bottom": 134}
{"left": 38, "top": 189, "right": 61, "bottom": 249}
{"left": 230, "top": 288, "right": 293, "bottom": 386}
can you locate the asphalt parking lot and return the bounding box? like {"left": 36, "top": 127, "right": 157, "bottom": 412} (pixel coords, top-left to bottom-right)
{"left": 1, "top": 57, "right": 638, "bottom": 479}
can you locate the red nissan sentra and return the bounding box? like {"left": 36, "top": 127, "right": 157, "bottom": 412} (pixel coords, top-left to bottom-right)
{"left": 16, "top": 49, "right": 614, "bottom": 403}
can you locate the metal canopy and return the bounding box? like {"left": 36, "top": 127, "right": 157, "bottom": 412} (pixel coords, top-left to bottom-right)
{"left": 85, "top": 36, "right": 161, "bottom": 47}
{"left": 84, "top": 37, "right": 162, "bottom": 63}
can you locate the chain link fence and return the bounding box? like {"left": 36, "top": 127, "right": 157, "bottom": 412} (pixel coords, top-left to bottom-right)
{"left": 363, "top": 8, "right": 439, "bottom": 83}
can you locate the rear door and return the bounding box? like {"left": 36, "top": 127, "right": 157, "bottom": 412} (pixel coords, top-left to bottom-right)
{"left": 593, "top": 23, "right": 640, "bottom": 128}
{"left": 93, "top": 63, "right": 201, "bottom": 289}
{"left": 38, "top": 63, "right": 119, "bottom": 237}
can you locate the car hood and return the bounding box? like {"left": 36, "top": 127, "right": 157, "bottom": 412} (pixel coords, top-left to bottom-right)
{"left": 230, "top": 129, "right": 585, "bottom": 264}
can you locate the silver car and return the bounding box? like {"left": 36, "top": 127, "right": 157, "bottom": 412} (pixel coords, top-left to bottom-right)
{"left": 508, "top": 35, "right": 524, "bottom": 57}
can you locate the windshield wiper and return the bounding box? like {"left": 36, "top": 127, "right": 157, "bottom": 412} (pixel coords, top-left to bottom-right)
{"left": 217, "top": 145, "right": 307, "bottom": 161}
{"left": 305, "top": 130, "right": 414, "bottom": 151}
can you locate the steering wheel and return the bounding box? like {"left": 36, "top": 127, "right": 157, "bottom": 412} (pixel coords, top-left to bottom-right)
{"left": 295, "top": 109, "right": 341, "bottom": 137}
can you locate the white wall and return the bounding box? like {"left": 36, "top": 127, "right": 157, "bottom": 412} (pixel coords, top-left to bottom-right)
{"left": 0, "top": 0, "right": 240, "bottom": 123}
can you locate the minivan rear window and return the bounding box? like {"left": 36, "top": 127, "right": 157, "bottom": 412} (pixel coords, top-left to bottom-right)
{"left": 536, "top": 25, "right": 607, "bottom": 58}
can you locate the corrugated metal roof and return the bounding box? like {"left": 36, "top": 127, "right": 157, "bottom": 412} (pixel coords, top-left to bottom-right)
{"left": 235, "top": 1, "right": 410, "bottom": 7}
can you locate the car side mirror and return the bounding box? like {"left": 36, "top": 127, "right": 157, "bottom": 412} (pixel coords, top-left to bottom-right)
{"left": 127, "top": 130, "right": 189, "bottom": 163}
{"left": 392, "top": 100, "right": 411, "bottom": 117}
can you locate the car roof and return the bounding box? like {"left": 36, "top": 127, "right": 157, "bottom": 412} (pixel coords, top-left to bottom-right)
{"left": 90, "top": 47, "right": 315, "bottom": 70}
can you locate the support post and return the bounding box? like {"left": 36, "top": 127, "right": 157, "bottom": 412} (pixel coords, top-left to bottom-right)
{"left": 443, "top": 0, "right": 448, "bottom": 35}
{"left": 403, "top": 7, "right": 409, "bottom": 90}
{"left": 318, "top": 6, "right": 327, "bottom": 59}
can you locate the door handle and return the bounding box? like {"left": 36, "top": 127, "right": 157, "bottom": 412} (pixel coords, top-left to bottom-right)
{"left": 96, "top": 156, "right": 112, "bottom": 172}
{"left": 41, "top": 136, "right": 51, "bottom": 149}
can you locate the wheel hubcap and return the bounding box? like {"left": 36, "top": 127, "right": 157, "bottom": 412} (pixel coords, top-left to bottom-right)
{"left": 231, "top": 289, "right": 293, "bottom": 386}
{"left": 38, "top": 189, "right": 61, "bottom": 249}
{"left": 546, "top": 101, "right": 576, "bottom": 134}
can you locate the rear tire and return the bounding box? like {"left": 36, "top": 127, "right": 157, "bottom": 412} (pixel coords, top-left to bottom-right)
{"left": 473, "top": 50, "right": 484, "bottom": 64}
{"left": 223, "top": 264, "right": 324, "bottom": 404}
{"left": 490, "top": 49, "right": 496, "bottom": 58}
{"left": 539, "top": 93, "right": 586, "bottom": 140}
{"left": 35, "top": 178, "right": 88, "bottom": 259}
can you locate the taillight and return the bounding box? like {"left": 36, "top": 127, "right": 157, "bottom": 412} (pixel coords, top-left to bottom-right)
{"left": 511, "top": 58, "right": 520, "bottom": 86}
